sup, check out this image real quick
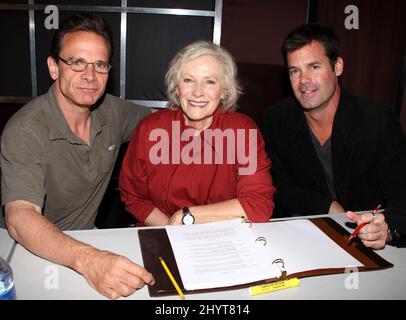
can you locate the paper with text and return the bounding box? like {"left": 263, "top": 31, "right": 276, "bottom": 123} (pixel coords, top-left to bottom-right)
{"left": 166, "top": 219, "right": 280, "bottom": 290}
{"left": 166, "top": 219, "right": 363, "bottom": 290}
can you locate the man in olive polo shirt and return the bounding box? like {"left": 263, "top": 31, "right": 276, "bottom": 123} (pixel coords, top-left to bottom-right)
{"left": 0, "top": 14, "right": 154, "bottom": 299}
{"left": 2, "top": 86, "right": 144, "bottom": 230}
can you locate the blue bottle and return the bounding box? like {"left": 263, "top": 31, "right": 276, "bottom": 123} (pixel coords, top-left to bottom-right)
{"left": 0, "top": 257, "right": 16, "bottom": 300}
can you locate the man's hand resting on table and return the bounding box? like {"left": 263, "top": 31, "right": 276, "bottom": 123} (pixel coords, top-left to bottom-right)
{"left": 76, "top": 248, "right": 155, "bottom": 300}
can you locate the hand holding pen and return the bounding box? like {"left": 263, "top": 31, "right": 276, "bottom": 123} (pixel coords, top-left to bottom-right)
{"left": 348, "top": 204, "right": 381, "bottom": 241}
{"left": 346, "top": 204, "right": 389, "bottom": 250}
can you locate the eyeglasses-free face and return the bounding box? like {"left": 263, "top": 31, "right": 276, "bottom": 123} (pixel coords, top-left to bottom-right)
{"left": 58, "top": 56, "right": 112, "bottom": 74}
{"left": 286, "top": 41, "right": 343, "bottom": 113}
{"left": 178, "top": 54, "right": 225, "bottom": 131}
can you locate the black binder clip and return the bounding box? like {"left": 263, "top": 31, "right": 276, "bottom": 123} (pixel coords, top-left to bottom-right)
{"left": 272, "top": 258, "right": 287, "bottom": 280}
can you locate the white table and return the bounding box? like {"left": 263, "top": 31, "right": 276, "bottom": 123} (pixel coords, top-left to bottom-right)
{"left": 8, "top": 214, "right": 406, "bottom": 300}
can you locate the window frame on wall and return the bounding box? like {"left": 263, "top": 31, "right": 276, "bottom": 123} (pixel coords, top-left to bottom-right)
{"left": 0, "top": 0, "right": 223, "bottom": 108}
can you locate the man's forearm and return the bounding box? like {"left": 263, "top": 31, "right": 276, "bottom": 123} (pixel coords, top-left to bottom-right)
{"left": 5, "top": 200, "right": 155, "bottom": 299}
{"left": 5, "top": 201, "right": 97, "bottom": 274}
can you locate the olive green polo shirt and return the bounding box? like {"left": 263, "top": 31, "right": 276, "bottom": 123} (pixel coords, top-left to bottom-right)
{"left": 1, "top": 84, "right": 150, "bottom": 230}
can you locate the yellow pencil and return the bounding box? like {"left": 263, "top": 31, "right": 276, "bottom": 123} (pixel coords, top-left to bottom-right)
{"left": 159, "top": 256, "right": 185, "bottom": 300}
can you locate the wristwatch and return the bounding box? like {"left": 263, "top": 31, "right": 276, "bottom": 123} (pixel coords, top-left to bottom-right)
{"left": 182, "top": 207, "right": 195, "bottom": 225}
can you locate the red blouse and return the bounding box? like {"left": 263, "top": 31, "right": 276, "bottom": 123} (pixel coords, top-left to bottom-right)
{"left": 119, "top": 108, "right": 275, "bottom": 224}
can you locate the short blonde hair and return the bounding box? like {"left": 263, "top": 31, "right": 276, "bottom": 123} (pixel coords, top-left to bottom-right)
{"left": 165, "top": 40, "right": 242, "bottom": 112}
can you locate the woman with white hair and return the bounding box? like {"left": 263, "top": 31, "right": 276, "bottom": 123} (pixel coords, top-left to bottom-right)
{"left": 119, "top": 40, "right": 275, "bottom": 226}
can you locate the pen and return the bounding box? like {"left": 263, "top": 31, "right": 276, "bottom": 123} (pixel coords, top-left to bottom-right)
{"left": 159, "top": 256, "right": 185, "bottom": 300}
{"left": 249, "top": 278, "right": 300, "bottom": 296}
{"left": 348, "top": 204, "right": 381, "bottom": 241}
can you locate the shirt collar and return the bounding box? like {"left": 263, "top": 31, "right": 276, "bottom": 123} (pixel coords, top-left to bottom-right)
{"left": 47, "top": 83, "right": 105, "bottom": 143}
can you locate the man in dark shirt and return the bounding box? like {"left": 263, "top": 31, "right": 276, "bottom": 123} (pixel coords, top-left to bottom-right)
{"left": 263, "top": 23, "right": 406, "bottom": 249}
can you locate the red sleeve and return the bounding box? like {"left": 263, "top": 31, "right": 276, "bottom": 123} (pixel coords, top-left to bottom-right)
{"left": 235, "top": 119, "right": 276, "bottom": 222}
{"left": 119, "top": 120, "right": 155, "bottom": 224}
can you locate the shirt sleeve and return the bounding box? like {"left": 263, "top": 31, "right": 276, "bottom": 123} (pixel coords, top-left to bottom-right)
{"left": 378, "top": 106, "right": 406, "bottom": 235}
{"left": 235, "top": 118, "right": 276, "bottom": 222}
{"left": 119, "top": 119, "right": 156, "bottom": 224}
{"left": 1, "top": 125, "right": 46, "bottom": 208}
{"left": 111, "top": 96, "right": 152, "bottom": 143}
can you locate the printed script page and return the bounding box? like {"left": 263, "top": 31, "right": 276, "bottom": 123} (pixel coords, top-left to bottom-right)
{"left": 166, "top": 219, "right": 281, "bottom": 290}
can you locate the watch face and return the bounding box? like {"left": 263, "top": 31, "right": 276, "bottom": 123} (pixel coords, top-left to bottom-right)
{"left": 182, "top": 212, "right": 195, "bottom": 225}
